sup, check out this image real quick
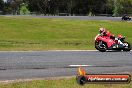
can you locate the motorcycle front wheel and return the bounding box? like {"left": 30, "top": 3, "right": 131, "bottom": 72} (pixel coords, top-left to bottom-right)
{"left": 123, "top": 42, "right": 131, "bottom": 51}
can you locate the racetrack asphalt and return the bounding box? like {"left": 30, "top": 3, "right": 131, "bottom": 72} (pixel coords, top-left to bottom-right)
{"left": 32, "top": 16, "right": 122, "bottom": 21}
{"left": 3, "top": 15, "right": 124, "bottom": 21}
{"left": 0, "top": 51, "right": 132, "bottom": 81}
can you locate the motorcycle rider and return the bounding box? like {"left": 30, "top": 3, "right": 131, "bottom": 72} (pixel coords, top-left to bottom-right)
{"left": 99, "top": 28, "right": 115, "bottom": 39}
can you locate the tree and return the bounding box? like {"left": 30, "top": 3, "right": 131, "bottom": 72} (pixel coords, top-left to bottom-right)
{"left": 3, "top": 2, "right": 12, "bottom": 14}
{"left": 0, "top": 0, "right": 4, "bottom": 11}
{"left": 120, "top": 0, "right": 132, "bottom": 14}
{"left": 113, "top": 0, "right": 132, "bottom": 16}
{"left": 12, "top": 0, "right": 23, "bottom": 14}
{"left": 2, "top": 0, "right": 132, "bottom": 16}
{"left": 113, "top": 0, "right": 123, "bottom": 16}
{"left": 106, "top": 0, "right": 114, "bottom": 14}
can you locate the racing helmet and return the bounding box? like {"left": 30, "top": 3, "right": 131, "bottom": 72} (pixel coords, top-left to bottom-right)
{"left": 99, "top": 28, "right": 106, "bottom": 34}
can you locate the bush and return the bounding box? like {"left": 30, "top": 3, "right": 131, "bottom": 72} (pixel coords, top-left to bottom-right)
{"left": 20, "top": 3, "right": 30, "bottom": 15}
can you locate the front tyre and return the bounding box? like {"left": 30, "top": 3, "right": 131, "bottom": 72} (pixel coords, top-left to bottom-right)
{"left": 123, "top": 42, "right": 131, "bottom": 51}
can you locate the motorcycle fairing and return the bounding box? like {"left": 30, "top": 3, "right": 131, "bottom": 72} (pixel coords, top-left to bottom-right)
{"left": 98, "top": 36, "right": 115, "bottom": 48}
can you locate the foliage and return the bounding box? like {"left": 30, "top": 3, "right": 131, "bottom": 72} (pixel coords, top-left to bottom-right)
{"left": 20, "top": 3, "right": 30, "bottom": 15}
{"left": 0, "top": 0, "right": 4, "bottom": 12}
{"left": 2, "top": 0, "right": 132, "bottom": 16}
{"left": 113, "top": 0, "right": 123, "bottom": 16}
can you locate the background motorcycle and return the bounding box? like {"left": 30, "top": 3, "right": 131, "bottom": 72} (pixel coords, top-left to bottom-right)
{"left": 122, "top": 15, "right": 131, "bottom": 21}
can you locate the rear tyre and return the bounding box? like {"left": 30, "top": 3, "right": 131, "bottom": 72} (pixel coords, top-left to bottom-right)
{"left": 95, "top": 41, "right": 107, "bottom": 52}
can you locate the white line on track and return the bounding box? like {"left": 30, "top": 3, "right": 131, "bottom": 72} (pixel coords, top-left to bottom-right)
{"left": 0, "top": 50, "right": 97, "bottom": 52}
{"left": 69, "top": 65, "right": 93, "bottom": 67}
{"left": 48, "top": 50, "right": 97, "bottom": 52}
{"left": 0, "top": 50, "right": 131, "bottom": 52}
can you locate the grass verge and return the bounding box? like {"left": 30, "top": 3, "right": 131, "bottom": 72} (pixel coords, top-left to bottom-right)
{"left": 0, "top": 16, "right": 132, "bottom": 50}
{"left": 0, "top": 76, "right": 131, "bottom": 88}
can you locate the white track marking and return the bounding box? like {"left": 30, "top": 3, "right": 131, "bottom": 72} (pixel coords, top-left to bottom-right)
{"left": 69, "top": 65, "right": 93, "bottom": 67}
{"left": 0, "top": 50, "right": 131, "bottom": 52}
{"left": 0, "top": 50, "right": 97, "bottom": 52}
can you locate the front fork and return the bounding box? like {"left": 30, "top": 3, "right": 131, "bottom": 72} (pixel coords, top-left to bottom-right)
{"left": 115, "top": 38, "right": 127, "bottom": 47}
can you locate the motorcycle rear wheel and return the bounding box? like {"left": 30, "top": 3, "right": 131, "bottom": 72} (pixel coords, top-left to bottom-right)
{"left": 95, "top": 41, "right": 107, "bottom": 52}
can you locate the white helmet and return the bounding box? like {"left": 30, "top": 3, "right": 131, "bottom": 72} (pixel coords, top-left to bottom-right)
{"left": 99, "top": 28, "right": 106, "bottom": 34}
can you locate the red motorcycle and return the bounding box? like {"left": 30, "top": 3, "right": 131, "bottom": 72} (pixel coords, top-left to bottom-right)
{"left": 95, "top": 34, "right": 131, "bottom": 52}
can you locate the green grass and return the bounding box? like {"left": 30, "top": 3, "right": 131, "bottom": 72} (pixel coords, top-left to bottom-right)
{"left": 0, "top": 16, "right": 132, "bottom": 50}
{"left": 0, "top": 77, "right": 131, "bottom": 88}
